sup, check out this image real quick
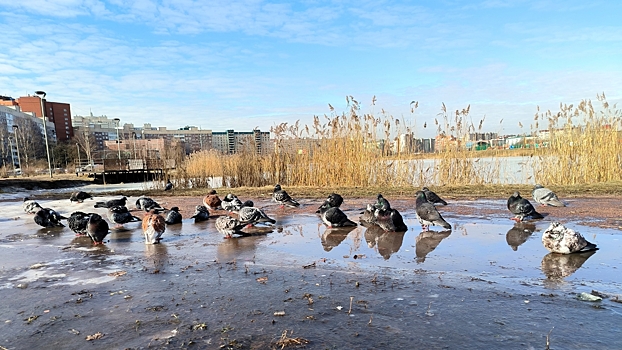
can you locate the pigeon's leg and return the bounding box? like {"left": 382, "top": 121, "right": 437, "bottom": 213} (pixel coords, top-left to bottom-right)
{"left": 510, "top": 217, "right": 520, "bottom": 222}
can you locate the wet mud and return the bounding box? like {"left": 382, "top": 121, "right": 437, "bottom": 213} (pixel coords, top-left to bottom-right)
{"left": 0, "top": 194, "right": 621, "bottom": 349}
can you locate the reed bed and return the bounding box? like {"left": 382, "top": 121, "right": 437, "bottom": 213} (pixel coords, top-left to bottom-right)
{"left": 176, "top": 94, "right": 621, "bottom": 189}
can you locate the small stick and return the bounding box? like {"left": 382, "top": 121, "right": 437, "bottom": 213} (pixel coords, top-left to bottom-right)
{"left": 348, "top": 296, "right": 354, "bottom": 314}
{"left": 545, "top": 327, "right": 554, "bottom": 350}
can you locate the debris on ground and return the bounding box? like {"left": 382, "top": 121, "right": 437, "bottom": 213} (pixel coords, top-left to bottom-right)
{"left": 85, "top": 332, "right": 104, "bottom": 341}
{"left": 108, "top": 271, "right": 127, "bottom": 277}
{"left": 577, "top": 292, "right": 602, "bottom": 302}
{"left": 274, "top": 330, "right": 309, "bottom": 349}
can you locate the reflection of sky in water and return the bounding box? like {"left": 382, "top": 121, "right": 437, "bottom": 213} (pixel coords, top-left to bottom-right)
{"left": 0, "top": 197, "right": 620, "bottom": 297}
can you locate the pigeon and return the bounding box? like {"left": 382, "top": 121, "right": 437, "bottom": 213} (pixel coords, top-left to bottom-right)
{"left": 272, "top": 184, "right": 300, "bottom": 207}
{"left": 215, "top": 215, "right": 247, "bottom": 238}
{"left": 94, "top": 196, "right": 127, "bottom": 209}
{"left": 163, "top": 207, "right": 182, "bottom": 225}
{"left": 373, "top": 194, "right": 391, "bottom": 212}
{"left": 190, "top": 205, "right": 210, "bottom": 222}
{"left": 505, "top": 222, "right": 536, "bottom": 251}
{"left": 507, "top": 191, "right": 544, "bottom": 222}
{"left": 238, "top": 206, "right": 276, "bottom": 225}
{"left": 316, "top": 193, "right": 344, "bottom": 213}
{"left": 68, "top": 211, "right": 92, "bottom": 236}
{"left": 142, "top": 212, "right": 166, "bottom": 244}
{"left": 222, "top": 194, "right": 244, "bottom": 212}
{"left": 359, "top": 204, "right": 377, "bottom": 226}
{"left": 23, "top": 197, "right": 42, "bottom": 214}
{"left": 164, "top": 180, "right": 173, "bottom": 191}
{"left": 70, "top": 191, "right": 93, "bottom": 203}
{"left": 414, "top": 191, "right": 451, "bottom": 231}
{"left": 33, "top": 208, "right": 66, "bottom": 228}
{"left": 135, "top": 197, "right": 164, "bottom": 212}
{"left": 422, "top": 187, "right": 448, "bottom": 205}
{"left": 532, "top": 185, "right": 565, "bottom": 207}
{"left": 203, "top": 189, "right": 222, "bottom": 209}
{"left": 542, "top": 222, "right": 598, "bottom": 254}
{"left": 87, "top": 213, "right": 110, "bottom": 245}
{"left": 107, "top": 206, "right": 141, "bottom": 227}
{"left": 374, "top": 208, "right": 408, "bottom": 232}
{"left": 319, "top": 206, "right": 357, "bottom": 228}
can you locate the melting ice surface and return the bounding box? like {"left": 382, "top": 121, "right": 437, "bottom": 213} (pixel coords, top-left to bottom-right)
{"left": 0, "top": 195, "right": 620, "bottom": 299}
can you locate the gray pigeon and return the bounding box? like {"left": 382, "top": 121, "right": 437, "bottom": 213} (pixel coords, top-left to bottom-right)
{"left": 190, "top": 205, "right": 210, "bottom": 222}
{"left": 164, "top": 180, "right": 173, "bottom": 191}
{"left": 23, "top": 197, "right": 42, "bottom": 214}
{"left": 215, "top": 215, "right": 247, "bottom": 238}
{"left": 163, "top": 207, "right": 182, "bottom": 225}
{"left": 507, "top": 191, "right": 544, "bottom": 222}
{"left": 238, "top": 206, "right": 276, "bottom": 225}
{"left": 359, "top": 204, "right": 377, "bottom": 226}
{"left": 272, "top": 184, "right": 300, "bottom": 207}
{"left": 415, "top": 191, "right": 451, "bottom": 231}
{"left": 422, "top": 187, "right": 448, "bottom": 205}
{"left": 135, "top": 196, "right": 164, "bottom": 212}
{"left": 87, "top": 213, "right": 110, "bottom": 245}
{"left": 542, "top": 222, "right": 597, "bottom": 254}
{"left": 319, "top": 206, "right": 356, "bottom": 228}
{"left": 34, "top": 208, "right": 66, "bottom": 228}
{"left": 532, "top": 185, "right": 565, "bottom": 207}
{"left": 107, "top": 206, "right": 140, "bottom": 227}
{"left": 222, "top": 194, "right": 244, "bottom": 212}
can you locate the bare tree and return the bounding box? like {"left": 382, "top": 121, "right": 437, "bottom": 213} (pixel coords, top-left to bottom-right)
{"left": 14, "top": 118, "right": 45, "bottom": 168}
{"left": 73, "top": 130, "right": 97, "bottom": 166}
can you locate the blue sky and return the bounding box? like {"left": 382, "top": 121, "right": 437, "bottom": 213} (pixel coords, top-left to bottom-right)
{"left": 1, "top": 0, "right": 621, "bottom": 138}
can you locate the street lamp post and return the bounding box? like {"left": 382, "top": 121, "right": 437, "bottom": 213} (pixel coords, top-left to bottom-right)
{"left": 131, "top": 132, "right": 137, "bottom": 159}
{"left": 8, "top": 137, "right": 16, "bottom": 175}
{"left": 12, "top": 125, "right": 22, "bottom": 175}
{"left": 76, "top": 143, "right": 81, "bottom": 172}
{"left": 34, "top": 91, "right": 53, "bottom": 178}
{"left": 113, "top": 118, "right": 121, "bottom": 161}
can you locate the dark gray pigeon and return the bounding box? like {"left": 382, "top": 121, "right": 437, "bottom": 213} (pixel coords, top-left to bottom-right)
{"left": 319, "top": 206, "right": 356, "bottom": 228}
{"left": 532, "top": 185, "right": 565, "bottom": 207}
{"left": 107, "top": 206, "right": 141, "bottom": 227}
{"left": 373, "top": 194, "right": 391, "bottom": 212}
{"left": 94, "top": 196, "right": 127, "bottom": 209}
{"left": 164, "top": 180, "right": 173, "bottom": 191}
{"left": 68, "top": 211, "right": 92, "bottom": 236}
{"left": 272, "top": 184, "right": 300, "bottom": 207}
{"left": 422, "top": 187, "right": 448, "bottom": 205}
{"left": 316, "top": 193, "right": 344, "bottom": 213}
{"left": 190, "top": 205, "right": 210, "bottom": 222}
{"left": 415, "top": 191, "right": 451, "bottom": 231}
{"left": 70, "top": 191, "right": 93, "bottom": 203}
{"left": 374, "top": 208, "right": 408, "bottom": 232}
{"left": 87, "top": 213, "right": 109, "bottom": 245}
{"left": 163, "top": 207, "right": 182, "bottom": 225}
{"left": 507, "top": 191, "right": 544, "bottom": 222}
{"left": 34, "top": 208, "right": 66, "bottom": 228}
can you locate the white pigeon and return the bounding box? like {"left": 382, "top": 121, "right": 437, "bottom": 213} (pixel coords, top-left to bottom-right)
{"left": 542, "top": 222, "right": 597, "bottom": 254}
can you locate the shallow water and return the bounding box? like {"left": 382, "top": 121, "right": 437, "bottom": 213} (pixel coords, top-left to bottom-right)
{"left": 0, "top": 196, "right": 621, "bottom": 349}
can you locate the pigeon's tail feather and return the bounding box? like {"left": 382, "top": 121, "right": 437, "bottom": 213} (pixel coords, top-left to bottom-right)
{"left": 343, "top": 219, "right": 357, "bottom": 227}
{"left": 547, "top": 198, "right": 566, "bottom": 207}
{"left": 437, "top": 220, "right": 452, "bottom": 230}
{"left": 580, "top": 242, "right": 598, "bottom": 252}
{"left": 438, "top": 199, "right": 448, "bottom": 206}
{"left": 531, "top": 211, "right": 544, "bottom": 219}
{"left": 94, "top": 202, "right": 107, "bottom": 208}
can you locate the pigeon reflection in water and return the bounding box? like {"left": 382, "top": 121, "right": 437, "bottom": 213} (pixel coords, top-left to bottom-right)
{"left": 321, "top": 226, "right": 356, "bottom": 252}
{"left": 415, "top": 230, "right": 451, "bottom": 263}
{"left": 364, "top": 225, "right": 406, "bottom": 260}
{"left": 505, "top": 222, "right": 536, "bottom": 251}
{"left": 541, "top": 250, "right": 596, "bottom": 279}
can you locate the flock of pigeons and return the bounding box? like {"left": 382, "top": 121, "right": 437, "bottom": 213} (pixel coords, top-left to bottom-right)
{"left": 20, "top": 183, "right": 598, "bottom": 257}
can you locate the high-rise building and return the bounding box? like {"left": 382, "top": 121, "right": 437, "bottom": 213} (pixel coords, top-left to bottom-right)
{"left": 16, "top": 96, "right": 74, "bottom": 142}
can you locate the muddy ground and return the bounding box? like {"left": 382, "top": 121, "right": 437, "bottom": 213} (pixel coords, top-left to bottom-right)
{"left": 0, "top": 194, "right": 621, "bottom": 349}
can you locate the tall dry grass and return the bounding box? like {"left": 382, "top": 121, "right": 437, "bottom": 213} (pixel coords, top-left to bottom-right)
{"left": 176, "top": 93, "right": 621, "bottom": 189}
{"left": 532, "top": 93, "right": 622, "bottom": 185}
